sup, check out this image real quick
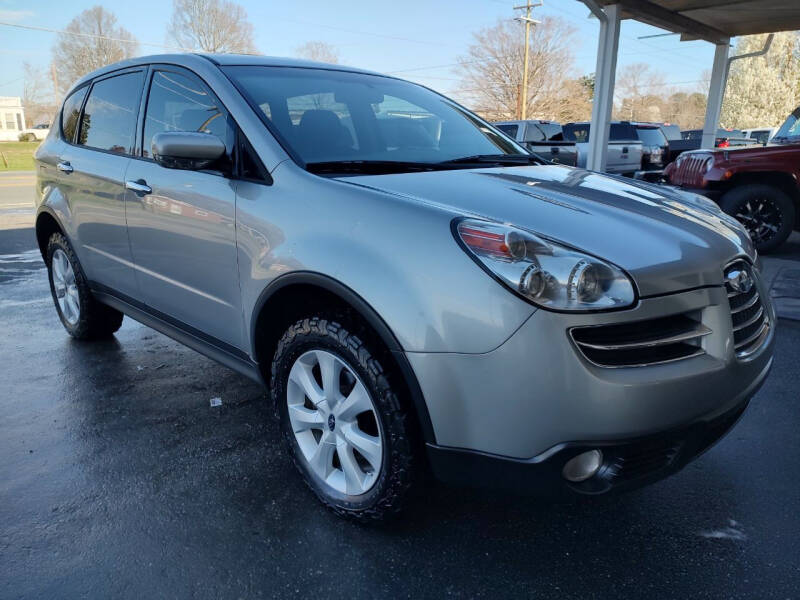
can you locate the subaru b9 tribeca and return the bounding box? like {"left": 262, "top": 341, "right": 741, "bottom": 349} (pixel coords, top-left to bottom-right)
{"left": 34, "top": 54, "right": 774, "bottom": 520}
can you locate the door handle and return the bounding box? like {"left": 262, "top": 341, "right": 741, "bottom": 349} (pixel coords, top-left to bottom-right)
{"left": 125, "top": 179, "right": 152, "bottom": 195}
{"left": 56, "top": 161, "right": 73, "bottom": 173}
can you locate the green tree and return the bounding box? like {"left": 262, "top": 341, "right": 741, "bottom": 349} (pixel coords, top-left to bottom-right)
{"left": 722, "top": 32, "right": 800, "bottom": 128}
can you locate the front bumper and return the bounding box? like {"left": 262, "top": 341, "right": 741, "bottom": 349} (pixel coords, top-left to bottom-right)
{"left": 408, "top": 278, "right": 775, "bottom": 493}
{"left": 425, "top": 359, "right": 769, "bottom": 496}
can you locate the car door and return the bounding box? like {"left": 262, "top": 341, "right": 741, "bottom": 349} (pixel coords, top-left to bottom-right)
{"left": 124, "top": 66, "right": 244, "bottom": 350}
{"left": 55, "top": 70, "right": 146, "bottom": 298}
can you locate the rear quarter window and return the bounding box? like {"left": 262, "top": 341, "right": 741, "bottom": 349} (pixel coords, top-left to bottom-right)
{"left": 60, "top": 87, "right": 88, "bottom": 142}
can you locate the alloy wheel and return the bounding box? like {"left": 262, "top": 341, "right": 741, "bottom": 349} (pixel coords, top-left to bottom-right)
{"left": 287, "top": 349, "right": 383, "bottom": 496}
{"left": 734, "top": 198, "right": 782, "bottom": 245}
{"left": 51, "top": 248, "right": 80, "bottom": 325}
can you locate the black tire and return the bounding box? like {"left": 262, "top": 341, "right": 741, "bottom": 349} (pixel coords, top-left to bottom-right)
{"left": 719, "top": 184, "right": 795, "bottom": 254}
{"left": 271, "top": 317, "right": 417, "bottom": 521}
{"left": 46, "top": 232, "right": 124, "bottom": 339}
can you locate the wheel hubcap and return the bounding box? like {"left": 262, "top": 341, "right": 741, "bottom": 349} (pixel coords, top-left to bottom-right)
{"left": 734, "top": 198, "right": 782, "bottom": 245}
{"left": 51, "top": 249, "right": 80, "bottom": 325}
{"left": 287, "top": 349, "right": 383, "bottom": 496}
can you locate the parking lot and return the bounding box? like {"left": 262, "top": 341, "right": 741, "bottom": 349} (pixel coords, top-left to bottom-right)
{"left": 1, "top": 172, "right": 800, "bottom": 599}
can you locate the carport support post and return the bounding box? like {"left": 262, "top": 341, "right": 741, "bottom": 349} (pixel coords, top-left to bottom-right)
{"left": 585, "top": 1, "right": 621, "bottom": 173}
{"left": 701, "top": 41, "right": 731, "bottom": 149}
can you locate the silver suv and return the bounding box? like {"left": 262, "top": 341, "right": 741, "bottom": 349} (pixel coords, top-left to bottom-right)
{"left": 34, "top": 54, "right": 774, "bottom": 520}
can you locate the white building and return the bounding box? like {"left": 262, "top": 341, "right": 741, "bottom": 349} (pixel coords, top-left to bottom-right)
{"left": 0, "top": 97, "right": 26, "bottom": 142}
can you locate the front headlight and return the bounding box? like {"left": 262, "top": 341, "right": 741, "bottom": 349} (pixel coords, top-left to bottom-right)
{"left": 455, "top": 219, "right": 636, "bottom": 311}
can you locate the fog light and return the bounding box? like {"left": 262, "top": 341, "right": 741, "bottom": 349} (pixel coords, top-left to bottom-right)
{"left": 562, "top": 449, "right": 603, "bottom": 482}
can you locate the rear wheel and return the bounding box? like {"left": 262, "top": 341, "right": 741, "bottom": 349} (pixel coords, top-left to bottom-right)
{"left": 46, "top": 233, "right": 123, "bottom": 339}
{"left": 719, "top": 184, "right": 795, "bottom": 253}
{"left": 271, "top": 317, "right": 417, "bottom": 521}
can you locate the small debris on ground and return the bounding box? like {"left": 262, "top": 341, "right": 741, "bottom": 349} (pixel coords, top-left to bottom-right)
{"left": 210, "top": 397, "right": 222, "bottom": 408}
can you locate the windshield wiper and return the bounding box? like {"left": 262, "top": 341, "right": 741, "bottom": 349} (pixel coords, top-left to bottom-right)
{"left": 439, "top": 153, "right": 545, "bottom": 165}
{"left": 306, "top": 160, "right": 445, "bottom": 175}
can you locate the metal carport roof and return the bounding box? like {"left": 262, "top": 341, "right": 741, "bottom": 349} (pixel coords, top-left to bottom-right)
{"left": 579, "top": 0, "right": 800, "bottom": 172}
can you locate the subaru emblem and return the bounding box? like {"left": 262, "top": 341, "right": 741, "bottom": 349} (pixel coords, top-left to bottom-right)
{"left": 726, "top": 269, "right": 753, "bottom": 294}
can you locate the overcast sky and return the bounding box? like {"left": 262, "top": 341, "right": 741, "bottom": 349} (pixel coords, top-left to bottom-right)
{"left": 0, "top": 0, "right": 717, "bottom": 102}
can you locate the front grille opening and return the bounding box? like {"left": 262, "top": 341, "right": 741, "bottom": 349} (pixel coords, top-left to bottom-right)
{"left": 571, "top": 313, "right": 709, "bottom": 368}
{"left": 725, "top": 260, "right": 769, "bottom": 358}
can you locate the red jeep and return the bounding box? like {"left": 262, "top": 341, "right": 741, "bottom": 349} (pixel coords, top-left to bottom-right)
{"left": 664, "top": 107, "right": 800, "bottom": 253}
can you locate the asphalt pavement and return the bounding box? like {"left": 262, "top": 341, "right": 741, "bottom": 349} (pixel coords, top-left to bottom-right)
{"left": 1, "top": 180, "right": 799, "bottom": 599}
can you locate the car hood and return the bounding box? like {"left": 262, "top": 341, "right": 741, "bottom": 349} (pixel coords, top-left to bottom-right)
{"left": 339, "top": 165, "right": 754, "bottom": 297}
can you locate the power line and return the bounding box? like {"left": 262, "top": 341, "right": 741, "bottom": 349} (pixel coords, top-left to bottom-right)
{"left": 0, "top": 21, "right": 197, "bottom": 52}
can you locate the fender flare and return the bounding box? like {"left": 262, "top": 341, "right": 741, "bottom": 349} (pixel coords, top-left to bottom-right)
{"left": 251, "top": 271, "right": 437, "bottom": 444}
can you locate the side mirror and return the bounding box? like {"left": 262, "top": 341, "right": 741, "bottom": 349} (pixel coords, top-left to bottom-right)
{"left": 151, "top": 132, "right": 226, "bottom": 170}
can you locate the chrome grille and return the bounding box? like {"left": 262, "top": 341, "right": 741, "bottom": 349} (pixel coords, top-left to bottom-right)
{"left": 570, "top": 313, "right": 710, "bottom": 368}
{"left": 725, "top": 260, "right": 769, "bottom": 358}
{"left": 670, "top": 154, "right": 706, "bottom": 187}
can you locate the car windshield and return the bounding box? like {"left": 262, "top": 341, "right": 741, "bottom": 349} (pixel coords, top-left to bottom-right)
{"left": 774, "top": 107, "right": 800, "bottom": 140}
{"left": 224, "top": 66, "right": 525, "bottom": 167}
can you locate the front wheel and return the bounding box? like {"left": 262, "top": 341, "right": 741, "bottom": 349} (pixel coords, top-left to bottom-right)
{"left": 271, "top": 317, "right": 417, "bottom": 521}
{"left": 719, "top": 184, "right": 795, "bottom": 253}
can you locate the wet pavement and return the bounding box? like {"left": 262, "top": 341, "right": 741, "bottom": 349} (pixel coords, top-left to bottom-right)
{"left": 1, "top": 225, "right": 800, "bottom": 599}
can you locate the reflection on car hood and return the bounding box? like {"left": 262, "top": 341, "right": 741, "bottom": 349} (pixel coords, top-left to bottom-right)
{"left": 340, "top": 165, "right": 754, "bottom": 297}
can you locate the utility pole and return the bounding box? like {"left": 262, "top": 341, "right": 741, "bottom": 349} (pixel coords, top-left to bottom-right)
{"left": 514, "top": 1, "right": 542, "bottom": 120}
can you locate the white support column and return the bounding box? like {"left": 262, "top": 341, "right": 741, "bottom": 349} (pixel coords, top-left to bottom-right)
{"left": 701, "top": 41, "right": 730, "bottom": 149}
{"left": 586, "top": 3, "right": 621, "bottom": 172}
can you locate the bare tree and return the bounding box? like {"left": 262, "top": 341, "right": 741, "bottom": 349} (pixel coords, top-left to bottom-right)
{"left": 169, "top": 0, "right": 256, "bottom": 54}
{"left": 456, "top": 17, "right": 578, "bottom": 121}
{"left": 614, "top": 63, "right": 666, "bottom": 122}
{"left": 295, "top": 41, "right": 340, "bottom": 64}
{"left": 52, "top": 6, "right": 139, "bottom": 96}
{"left": 22, "top": 62, "right": 57, "bottom": 127}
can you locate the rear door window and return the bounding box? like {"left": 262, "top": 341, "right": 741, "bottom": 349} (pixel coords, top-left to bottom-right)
{"left": 78, "top": 71, "right": 144, "bottom": 154}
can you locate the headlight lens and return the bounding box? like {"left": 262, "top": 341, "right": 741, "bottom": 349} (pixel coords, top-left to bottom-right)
{"left": 456, "top": 219, "right": 636, "bottom": 311}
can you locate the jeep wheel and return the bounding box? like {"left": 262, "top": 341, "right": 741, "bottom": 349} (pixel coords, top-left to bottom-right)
{"left": 719, "top": 184, "right": 795, "bottom": 253}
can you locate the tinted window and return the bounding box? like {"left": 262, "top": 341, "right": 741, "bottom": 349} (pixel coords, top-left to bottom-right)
{"left": 79, "top": 72, "right": 144, "bottom": 154}
{"left": 522, "top": 124, "right": 545, "bottom": 143}
{"left": 143, "top": 70, "right": 233, "bottom": 159}
{"left": 751, "top": 130, "right": 771, "bottom": 144}
{"left": 495, "top": 124, "right": 518, "bottom": 138}
{"left": 635, "top": 127, "right": 667, "bottom": 146}
{"left": 539, "top": 123, "right": 564, "bottom": 141}
{"left": 659, "top": 124, "right": 681, "bottom": 140}
{"left": 562, "top": 124, "right": 587, "bottom": 142}
{"left": 775, "top": 107, "right": 800, "bottom": 139}
{"left": 562, "top": 123, "right": 637, "bottom": 142}
{"left": 61, "top": 86, "right": 87, "bottom": 142}
{"left": 609, "top": 123, "right": 637, "bottom": 140}
{"left": 224, "top": 66, "right": 523, "bottom": 164}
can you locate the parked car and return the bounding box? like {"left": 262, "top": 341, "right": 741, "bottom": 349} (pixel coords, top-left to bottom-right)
{"left": 35, "top": 54, "right": 774, "bottom": 520}
{"left": 561, "top": 121, "right": 643, "bottom": 175}
{"left": 629, "top": 122, "right": 670, "bottom": 173}
{"left": 665, "top": 106, "right": 800, "bottom": 252}
{"left": 492, "top": 120, "right": 577, "bottom": 166}
{"left": 19, "top": 123, "right": 50, "bottom": 141}
{"left": 741, "top": 127, "right": 777, "bottom": 145}
{"left": 664, "top": 128, "right": 752, "bottom": 164}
